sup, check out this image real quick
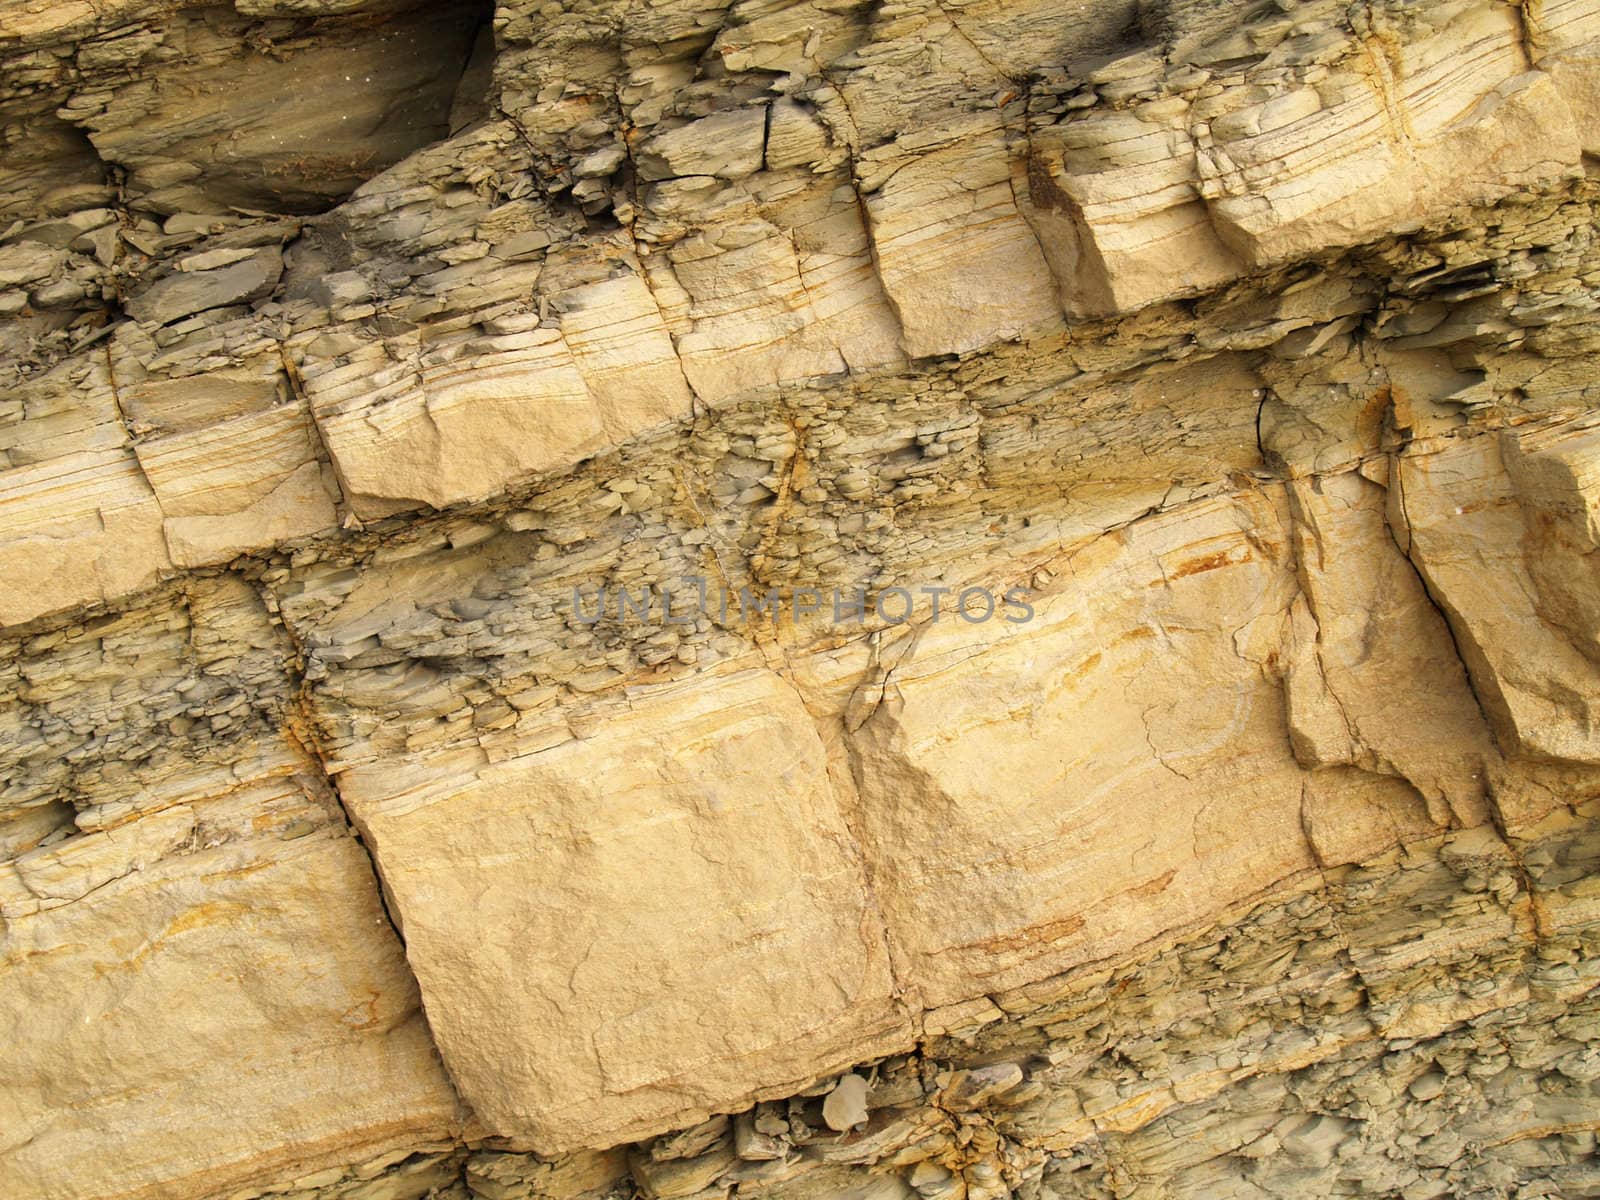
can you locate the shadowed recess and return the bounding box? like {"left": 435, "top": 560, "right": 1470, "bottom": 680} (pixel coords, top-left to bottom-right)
{"left": 65, "top": 0, "right": 497, "bottom": 217}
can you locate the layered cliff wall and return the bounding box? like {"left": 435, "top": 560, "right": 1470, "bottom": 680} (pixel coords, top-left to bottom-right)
{"left": 4, "top": 0, "right": 1600, "bottom": 1197}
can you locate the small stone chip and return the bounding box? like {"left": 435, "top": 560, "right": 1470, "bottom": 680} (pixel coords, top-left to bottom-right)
{"left": 822, "top": 1073, "right": 869, "bottom": 1132}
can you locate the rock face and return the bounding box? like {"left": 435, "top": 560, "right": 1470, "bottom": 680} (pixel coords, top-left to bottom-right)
{"left": 4, "top": 0, "right": 1600, "bottom": 1198}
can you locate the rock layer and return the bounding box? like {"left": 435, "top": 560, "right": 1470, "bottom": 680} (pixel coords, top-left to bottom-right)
{"left": 4, "top": 0, "right": 1600, "bottom": 1198}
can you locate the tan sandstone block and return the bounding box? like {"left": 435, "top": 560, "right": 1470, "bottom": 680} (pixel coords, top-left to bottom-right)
{"left": 1283, "top": 471, "right": 1496, "bottom": 828}
{"left": 662, "top": 182, "right": 904, "bottom": 404}
{"left": 848, "top": 491, "right": 1320, "bottom": 1005}
{"left": 133, "top": 404, "right": 339, "bottom": 567}
{"left": 310, "top": 304, "right": 693, "bottom": 516}
{"left": 0, "top": 448, "right": 172, "bottom": 629}
{"left": 340, "top": 667, "right": 908, "bottom": 1154}
{"left": 1529, "top": 0, "right": 1600, "bottom": 56}
{"left": 1024, "top": 110, "right": 1246, "bottom": 315}
{"left": 162, "top": 460, "right": 339, "bottom": 568}
{"left": 865, "top": 123, "right": 1065, "bottom": 357}
{"left": 661, "top": 179, "right": 905, "bottom": 402}
{"left": 1395, "top": 414, "right": 1600, "bottom": 763}
{"left": 1204, "top": 7, "right": 1583, "bottom": 264}
{"left": 0, "top": 782, "right": 460, "bottom": 1200}
{"left": 316, "top": 329, "right": 601, "bottom": 514}
{"left": 556, "top": 274, "right": 695, "bottom": 434}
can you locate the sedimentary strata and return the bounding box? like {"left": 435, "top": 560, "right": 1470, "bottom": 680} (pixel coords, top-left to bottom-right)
{"left": 3, "top": 0, "right": 1600, "bottom": 1196}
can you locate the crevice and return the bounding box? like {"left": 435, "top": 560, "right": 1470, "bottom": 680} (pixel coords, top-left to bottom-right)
{"left": 1382, "top": 450, "right": 1506, "bottom": 755}
{"left": 448, "top": 4, "right": 500, "bottom": 136}
{"left": 931, "top": 0, "right": 1017, "bottom": 84}
{"left": 1508, "top": 0, "right": 1543, "bottom": 70}
{"left": 248, "top": 570, "right": 478, "bottom": 1129}
{"left": 747, "top": 423, "right": 809, "bottom": 592}
{"left": 277, "top": 339, "right": 356, "bottom": 526}
{"left": 780, "top": 663, "right": 916, "bottom": 1009}
{"left": 102, "top": 339, "right": 141, "bottom": 450}
{"left": 1254, "top": 385, "right": 1272, "bottom": 472}
{"left": 252, "top": 572, "right": 405, "bottom": 948}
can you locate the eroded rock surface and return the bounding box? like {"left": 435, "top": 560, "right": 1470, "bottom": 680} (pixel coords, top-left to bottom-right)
{"left": 5, "top": 0, "right": 1600, "bottom": 1197}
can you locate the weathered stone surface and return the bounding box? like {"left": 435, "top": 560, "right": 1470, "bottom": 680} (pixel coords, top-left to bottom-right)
{"left": 46, "top": 2, "right": 488, "bottom": 217}
{"left": 123, "top": 249, "right": 283, "bottom": 326}
{"left": 341, "top": 667, "right": 907, "bottom": 1152}
{"left": 1396, "top": 413, "right": 1600, "bottom": 765}
{"left": 0, "top": 447, "right": 172, "bottom": 628}
{"left": 636, "top": 109, "right": 770, "bottom": 182}
{"left": 847, "top": 492, "right": 1312, "bottom": 1003}
{"left": 6, "top": 0, "right": 1600, "bottom": 1196}
{"left": 0, "top": 750, "right": 461, "bottom": 1200}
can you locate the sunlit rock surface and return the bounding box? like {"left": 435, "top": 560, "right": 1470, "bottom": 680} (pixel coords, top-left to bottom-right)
{"left": 5, "top": 0, "right": 1600, "bottom": 1197}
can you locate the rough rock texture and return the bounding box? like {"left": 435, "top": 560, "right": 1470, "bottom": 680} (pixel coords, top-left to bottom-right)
{"left": 4, "top": 0, "right": 1600, "bottom": 1197}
